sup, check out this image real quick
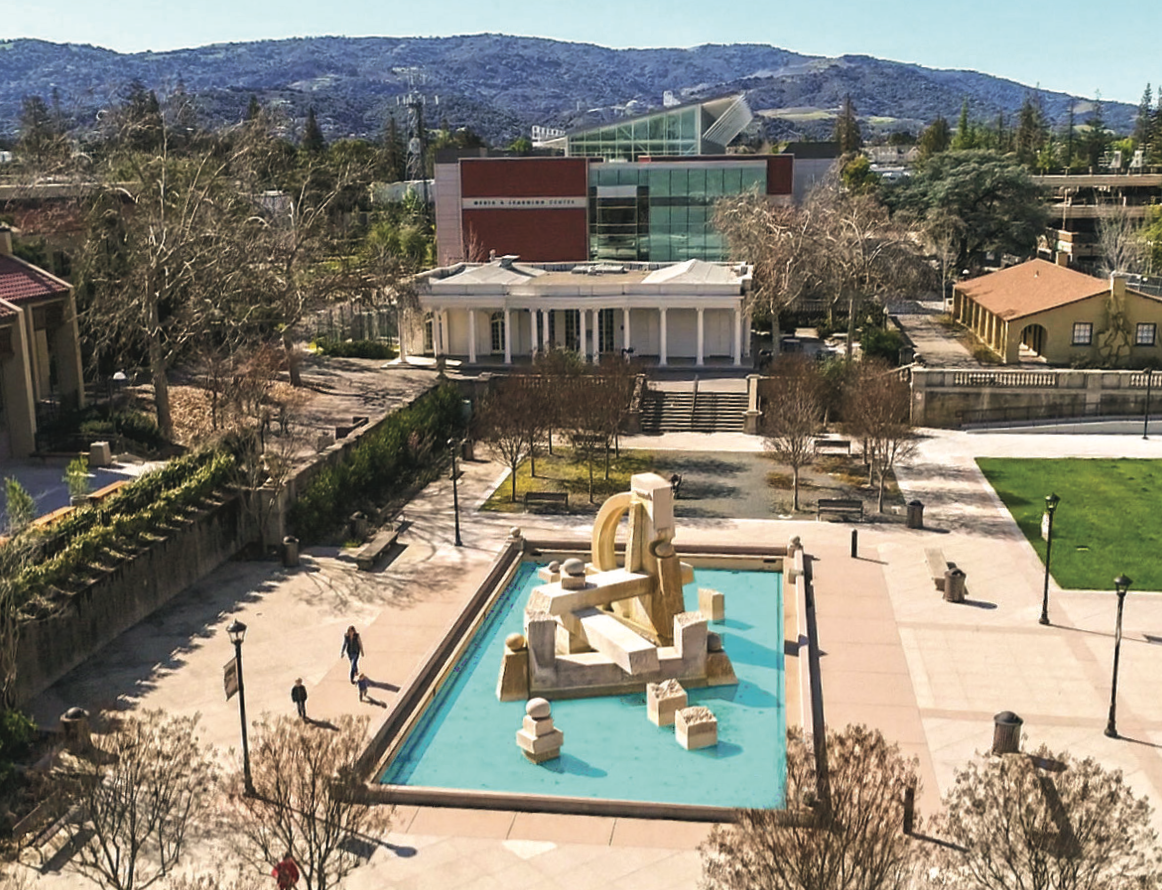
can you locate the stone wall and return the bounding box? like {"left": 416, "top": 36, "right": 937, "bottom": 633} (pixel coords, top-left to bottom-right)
{"left": 14, "top": 495, "right": 250, "bottom": 706}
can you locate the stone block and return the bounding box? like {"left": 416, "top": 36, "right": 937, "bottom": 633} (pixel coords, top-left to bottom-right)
{"left": 522, "top": 714, "right": 557, "bottom": 737}
{"left": 495, "top": 648, "right": 529, "bottom": 702}
{"left": 675, "top": 706, "right": 718, "bottom": 750}
{"left": 698, "top": 588, "right": 725, "bottom": 622}
{"left": 647, "top": 678, "right": 688, "bottom": 727}
{"left": 673, "top": 612, "right": 708, "bottom": 659}
{"left": 524, "top": 612, "right": 557, "bottom": 676}
{"left": 526, "top": 697, "right": 552, "bottom": 719}
{"left": 89, "top": 441, "right": 113, "bottom": 467}
{"left": 516, "top": 726, "right": 563, "bottom": 762}
{"left": 576, "top": 607, "right": 660, "bottom": 675}
{"left": 705, "top": 651, "right": 738, "bottom": 687}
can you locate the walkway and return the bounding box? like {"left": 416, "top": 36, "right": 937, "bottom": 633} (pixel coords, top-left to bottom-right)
{"left": 17, "top": 426, "right": 1162, "bottom": 887}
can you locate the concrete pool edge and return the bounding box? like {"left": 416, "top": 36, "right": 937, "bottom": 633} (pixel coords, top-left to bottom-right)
{"left": 362, "top": 535, "right": 823, "bottom": 822}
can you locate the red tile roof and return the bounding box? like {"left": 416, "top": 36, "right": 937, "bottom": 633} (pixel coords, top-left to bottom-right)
{"left": 954, "top": 259, "right": 1117, "bottom": 320}
{"left": 0, "top": 254, "right": 70, "bottom": 304}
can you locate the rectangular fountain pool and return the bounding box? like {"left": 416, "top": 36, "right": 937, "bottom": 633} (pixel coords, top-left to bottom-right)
{"left": 379, "top": 561, "right": 786, "bottom": 809}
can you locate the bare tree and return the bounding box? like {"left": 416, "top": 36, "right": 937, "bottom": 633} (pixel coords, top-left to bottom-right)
{"left": 929, "top": 745, "right": 1162, "bottom": 890}
{"left": 701, "top": 724, "right": 920, "bottom": 890}
{"left": 52, "top": 710, "right": 219, "bottom": 890}
{"left": 845, "top": 360, "right": 916, "bottom": 513}
{"left": 1096, "top": 203, "right": 1146, "bottom": 277}
{"left": 476, "top": 385, "right": 534, "bottom": 502}
{"left": 234, "top": 715, "right": 393, "bottom": 890}
{"left": 761, "top": 357, "right": 824, "bottom": 512}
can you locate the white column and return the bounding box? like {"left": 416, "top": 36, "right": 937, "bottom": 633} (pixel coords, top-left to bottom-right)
{"left": 579, "top": 307, "right": 588, "bottom": 361}
{"left": 696, "top": 307, "right": 705, "bottom": 367}
{"left": 430, "top": 312, "right": 440, "bottom": 358}
{"left": 467, "top": 309, "right": 477, "bottom": 363}
{"left": 531, "top": 308, "right": 540, "bottom": 356}
{"left": 441, "top": 310, "right": 450, "bottom": 357}
{"left": 540, "top": 309, "right": 549, "bottom": 351}
{"left": 622, "top": 307, "right": 631, "bottom": 353}
{"left": 733, "top": 307, "right": 742, "bottom": 367}
{"left": 659, "top": 307, "right": 668, "bottom": 367}
{"left": 592, "top": 308, "right": 601, "bottom": 363}
{"left": 503, "top": 308, "right": 512, "bottom": 364}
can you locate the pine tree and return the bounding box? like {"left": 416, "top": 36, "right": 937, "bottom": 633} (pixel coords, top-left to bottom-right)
{"left": 302, "top": 106, "right": 325, "bottom": 154}
{"left": 951, "top": 98, "right": 975, "bottom": 150}
{"left": 917, "top": 115, "right": 951, "bottom": 160}
{"left": 246, "top": 94, "right": 262, "bottom": 122}
{"left": 833, "top": 95, "right": 862, "bottom": 154}
{"left": 1065, "top": 100, "right": 1077, "bottom": 167}
{"left": 1015, "top": 93, "right": 1048, "bottom": 169}
{"left": 1134, "top": 84, "right": 1154, "bottom": 149}
{"left": 1084, "top": 95, "right": 1111, "bottom": 170}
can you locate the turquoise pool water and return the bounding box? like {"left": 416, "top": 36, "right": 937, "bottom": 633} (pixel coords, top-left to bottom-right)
{"left": 380, "top": 562, "right": 786, "bottom": 808}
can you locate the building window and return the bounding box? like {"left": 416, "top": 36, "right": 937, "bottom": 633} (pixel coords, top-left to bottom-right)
{"left": 1136, "top": 323, "right": 1156, "bottom": 346}
{"left": 598, "top": 309, "right": 615, "bottom": 353}
{"left": 490, "top": 312, "right": 505, "bottom": 353}
{"left": 1072, "top": 322, "right": 1093, "bottom": 346}
{"left": 423, "top": 314, "right": 434, "bottom": 352}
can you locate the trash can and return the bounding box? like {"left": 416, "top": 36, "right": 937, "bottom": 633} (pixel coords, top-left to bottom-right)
{"left": 906, "top": 500, "right": 925, "bottom": 529}
{"left": 60, "top": 707, "right": 92, "bottom": 753}
{"left": 943, "top": 567, "right": 966, "bottom": 603}
{"left": 282, "top": 536, "right": 300, "bottom": 568}
{"left": 350, "top": 512, "right": 368, "bottom": 541}
{"left": 992, "top": 711, "right": 1023, "bottom": 755}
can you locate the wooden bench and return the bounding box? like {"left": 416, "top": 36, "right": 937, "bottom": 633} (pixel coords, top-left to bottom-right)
{"left": 925, "top": 548, "right": 956, "bottom": 588}
{"left": 814, "top": 438, "right": 852, "bottom": 455}
{"left": 524, "top": 491, "right": 568, "bottom": 511}
{"left": 354, "top": 523, "right": 400, "bottom": 571}
{"left": 816, "top": 498, "right": 864, "bottom": 521}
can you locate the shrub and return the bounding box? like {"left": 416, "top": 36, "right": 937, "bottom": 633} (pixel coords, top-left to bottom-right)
{"left": 314, "top": 339, "right": 398, "bottom": 360}
{"left": 0, "top": 709, "right": 37, "bottom": 762}
{"left": 860, "top": 326, "right": 906, "bottom": 364}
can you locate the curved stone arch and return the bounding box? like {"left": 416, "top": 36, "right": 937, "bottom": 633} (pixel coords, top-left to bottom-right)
{"left": 1019, "top": 323, "right": 1048, "bottom": 358}
{"left": 591, "top": 491, "right": 634, "bottom": 571}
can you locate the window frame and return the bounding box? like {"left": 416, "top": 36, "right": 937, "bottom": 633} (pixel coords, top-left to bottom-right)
{"left": 1071, "top": 322, "right": 1093, "bottom": 346}
{"left": 1136, "top": 322, "right": 1157, "bottom": 347}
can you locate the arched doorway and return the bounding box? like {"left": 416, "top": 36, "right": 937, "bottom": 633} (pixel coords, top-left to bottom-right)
{"left": 1019, "top": 324, "right": 1048, "bottom": 360}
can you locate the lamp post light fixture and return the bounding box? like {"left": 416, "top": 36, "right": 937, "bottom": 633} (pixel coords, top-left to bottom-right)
{"left": 227, "top": 619, "right": 256, "bottom": 796}
{"left": 1104, "top": 574, "right": 1133, "bottom": 739}
{"left": 448, "top": 438, "right": 463, "bottom": 547}
{"left": 1039, "top": 493, "right": 1061, "bottom": 626}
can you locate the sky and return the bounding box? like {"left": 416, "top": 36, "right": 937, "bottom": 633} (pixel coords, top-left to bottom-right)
{"left": 4, "top": 0, "right": 1159, "bottom": 105}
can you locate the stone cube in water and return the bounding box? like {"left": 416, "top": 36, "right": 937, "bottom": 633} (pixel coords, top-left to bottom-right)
{"left": 698, "top": 588, "right": 725, "bottom": 622}
{"left": 675, "top": 706, "right": 718, "bottom": 750}
{"left": 647, "top": 679, "right": 688, "bottom": 727}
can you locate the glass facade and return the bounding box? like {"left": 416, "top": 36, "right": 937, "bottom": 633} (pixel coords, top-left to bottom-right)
{"left": 588, "top": 163, "right": 767, "bottom": 262}
{"left": 567, "top": 108, "right": 700, "bottom": 161}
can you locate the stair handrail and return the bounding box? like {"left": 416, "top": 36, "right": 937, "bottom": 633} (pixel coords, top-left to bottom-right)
{"left": 691, "top": 374, "right": 699, "bottom": 419}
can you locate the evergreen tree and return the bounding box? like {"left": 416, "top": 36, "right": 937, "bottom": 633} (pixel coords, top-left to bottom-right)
{"left": 383, "top": 116, "right": 405, "bottom": 182}
{"left": 1152, "top": 93, "right": 1162, "bottom": 165}
{"left": 1014, "top": 93, "right": 1048, "bottom": 169}
{"left": 246, "top": 94, "right": 262, "bottom": 122}
{"left": 1084, "top": 95, "right": 1112, "bottom": 170}
{"left": 951, "top": 98, "right": 975, "bottom": 150}
{"left": 833, "top": 94, "right": 862, "bottom": 154}
{"left": 917, "top": 115, "right": 951, "bottom": 159}
{"left": 1134, "top": 84, "right": 1154, "bottom": 149}
{"left": 302, "top": 106, "right": 325, "bottom": 154}
{"left": 1065, "top": 100, "right": 1077, "bottom": 168}
{"left": 17, "top": 94, "right": 66, "bottom": 167}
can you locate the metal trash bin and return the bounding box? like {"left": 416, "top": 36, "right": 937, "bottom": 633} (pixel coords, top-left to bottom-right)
{"left": 906, "top": 500, "right": 925, "bottom": 529}
{"left": 992, "top": 711, "right": 1023, "bottom": 754}
{"left": 943, "top": 567, "right": 966, "bottom": 603}
{"left": 282, "top": 536, "right": 300, "bottom": 568}
{"left": 350, "top": 512, "right": 369, "bottom": 541}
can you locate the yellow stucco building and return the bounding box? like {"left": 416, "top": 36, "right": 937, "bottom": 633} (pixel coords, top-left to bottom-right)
{"left": 952, "top": 259, "right": 1162, "bottom": 366}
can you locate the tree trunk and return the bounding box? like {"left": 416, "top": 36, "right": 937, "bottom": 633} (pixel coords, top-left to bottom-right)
{"left": 605, "top": 443, "right": 611, "bottom": 480}
{"left": 511, "top": 463, "right": 518, "bottom": 502}
{"left": 877, "top": 469, "right": 887, "bottom": 513}
{"left": 588, "top": 449, "right": 594, "bottom": 504}
{"left": 146, "top": 299, "right": 173, "bottom": 441}
{"left": 792, "top": 465, "right": 800, "bottom": 512}
{"left": 845, "top": 292, "right": 857, "bottom": 360}
{"left": 284, "top": 331, "right": 302, "bottom": 387}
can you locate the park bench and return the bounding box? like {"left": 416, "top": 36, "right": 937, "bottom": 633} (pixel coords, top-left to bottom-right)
{"left": 925, "top": 548, "right": 956, "bottom": 588}
{"left": 524, "top": 491, "right": 569, "bottom": 511}
{"left": 354, "top": 523, "right": 400, "bottom": 571}
{"left": 814, "top": 437, "right": 852, "bottom": 455}
{"left": 816, "top": 498, "right": 864, "bottom": 521}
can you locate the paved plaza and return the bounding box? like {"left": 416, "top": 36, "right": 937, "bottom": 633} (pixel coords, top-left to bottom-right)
{"left": 14, "top": 423, "right": 1162, "bottom": 888}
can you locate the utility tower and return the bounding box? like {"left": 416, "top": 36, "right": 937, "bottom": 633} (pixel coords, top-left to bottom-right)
{"left": 394, "top": 67, "right": 437, "bottom": 214}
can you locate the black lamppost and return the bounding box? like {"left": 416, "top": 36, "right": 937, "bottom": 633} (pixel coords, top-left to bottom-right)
{"left": 227, "top": 620, "right": 256, "bottom": 796}
{"left": 1144, "top": 368, "right": 1153, "bottom": 440}
{"left": 1039, "top": 493, "right": 1061, "bottom": 626}
{"left": 1104, "top": 574, "right": 1133, "bottom": 739}
{"left": 448, "top": 438, "right": 462, "bottom": 547}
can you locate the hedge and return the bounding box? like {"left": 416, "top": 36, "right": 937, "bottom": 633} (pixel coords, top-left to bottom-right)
{"left": 289, "top": 384, "right": 463, "bottom": 542}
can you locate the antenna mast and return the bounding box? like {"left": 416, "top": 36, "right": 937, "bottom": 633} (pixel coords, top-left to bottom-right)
{"left": 394, "top": 67, "right": 436, "bottom": 215}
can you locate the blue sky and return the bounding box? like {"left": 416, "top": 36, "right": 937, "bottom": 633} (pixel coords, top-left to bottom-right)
{"left": 4, "top": 0, "right": 1159, "bottom": 104}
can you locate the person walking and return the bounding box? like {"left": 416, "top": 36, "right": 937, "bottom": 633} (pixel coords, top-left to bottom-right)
{"left": 272, "top": 852, "right": 300, "bottom": 888}
{"left": 341, "top": 626, "right": 364, "bottom": 683}
{"left": 291, "top": 678, "right": 308, "bottom": 720}
{"left": 357, "top": 672, "right": 370, "bottom": 702}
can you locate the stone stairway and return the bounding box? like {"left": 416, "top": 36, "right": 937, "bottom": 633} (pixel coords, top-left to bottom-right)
{"left": 639, "top": 389, "right": 748, "bottom": 433}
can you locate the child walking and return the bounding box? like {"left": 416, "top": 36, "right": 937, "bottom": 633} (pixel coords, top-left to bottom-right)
{"left": 291, "top": 678, "right": 308, "bottom": 720}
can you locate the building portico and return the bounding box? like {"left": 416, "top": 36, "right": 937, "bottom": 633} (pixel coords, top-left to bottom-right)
{"left": 414, "top": 257, "right": 752, "bottom": 367}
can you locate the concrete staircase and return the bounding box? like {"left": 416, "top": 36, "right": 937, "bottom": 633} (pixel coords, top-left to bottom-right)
{"left": 639, "top": 389, "right": 748, "bottom": 433}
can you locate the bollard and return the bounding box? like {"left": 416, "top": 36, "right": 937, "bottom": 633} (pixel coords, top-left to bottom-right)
{"left": 851, "top": 529, "right": 858, "bottom": 559}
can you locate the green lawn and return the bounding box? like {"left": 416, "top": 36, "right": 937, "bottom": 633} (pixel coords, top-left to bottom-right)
{"left": 977, "top": 458, "right": 1162, "bottom": 591}
{"left": 481, "top": 447, "right": 655, "bottom": 513}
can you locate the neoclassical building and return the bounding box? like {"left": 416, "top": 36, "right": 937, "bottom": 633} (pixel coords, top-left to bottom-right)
{"left": 411, "top": 256, "right": 753, "bottom": 367}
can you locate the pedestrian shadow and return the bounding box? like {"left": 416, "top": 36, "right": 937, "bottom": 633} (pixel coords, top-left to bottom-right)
{"left": 361, "top": 696, "right": 388, "bottom": 708}
{"left": 305, "top": 718, "right": 340, "bottom": 732}
{"left": 369, "top": 679, "right": 399, "bottom": 692}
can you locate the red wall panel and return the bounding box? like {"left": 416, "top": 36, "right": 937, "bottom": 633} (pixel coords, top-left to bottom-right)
{"left": 766, "top": 155, "right": 794, "bottom": 196}
{"left": 463, "top": 209, "right": 589, "bottom": 262}
{"left": 461, "top": 158, "right": 589, "bottom": 198}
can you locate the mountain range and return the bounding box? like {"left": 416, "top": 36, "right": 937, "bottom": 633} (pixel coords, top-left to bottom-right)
{"left": 0, "top": 34, "right": 1138, "bottom": 146}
